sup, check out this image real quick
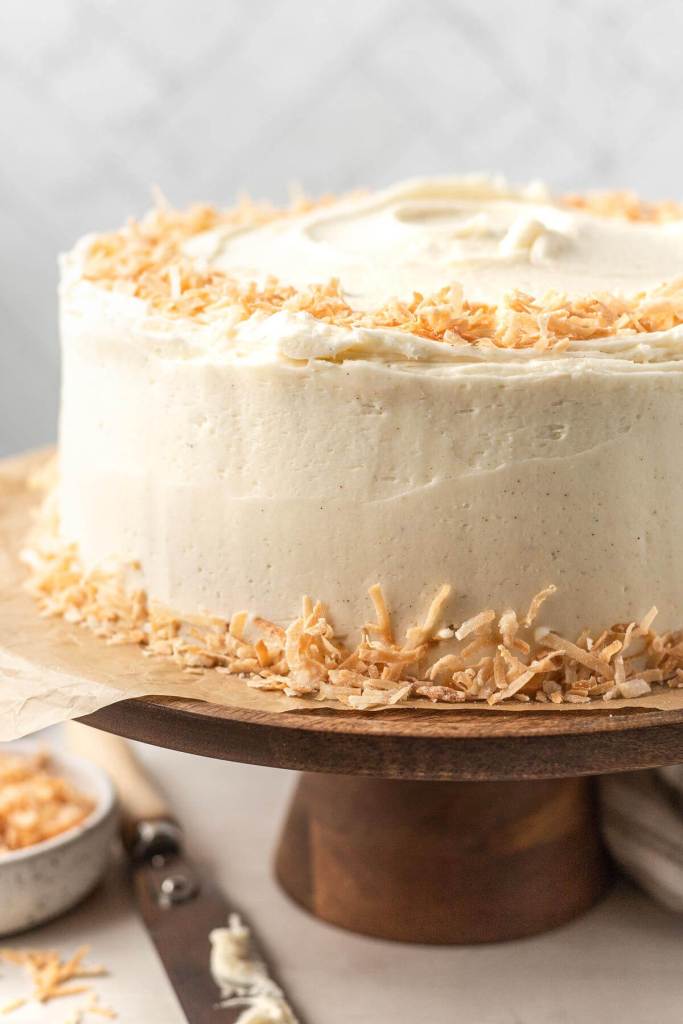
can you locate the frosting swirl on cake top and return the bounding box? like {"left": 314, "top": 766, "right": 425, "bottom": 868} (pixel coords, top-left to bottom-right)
{"left": 69, "top": 177, "right": 683, "bottom": 359}
{"left": 205, "top": 177, "right": 683, "bottom": 308}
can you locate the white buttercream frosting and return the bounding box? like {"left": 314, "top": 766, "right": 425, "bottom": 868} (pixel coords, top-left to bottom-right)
{"left": 57, "top": 178, "right": 683, "bottom": 642}
{"left": 200, "top": 176, "right": 683, "bottom": 308}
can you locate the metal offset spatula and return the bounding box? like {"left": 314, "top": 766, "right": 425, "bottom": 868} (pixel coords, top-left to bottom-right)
{"left": 66, "top": 721, "right": 296, "bottom": 1024}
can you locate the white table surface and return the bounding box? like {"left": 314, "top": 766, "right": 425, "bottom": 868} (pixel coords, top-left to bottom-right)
{"left": 2, "top": 728, "right": 683, "bottom": 1023}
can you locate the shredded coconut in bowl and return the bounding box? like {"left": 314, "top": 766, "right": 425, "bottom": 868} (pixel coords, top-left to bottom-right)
{"left": 0, "top": 750, "right": 95, "bottom": 854}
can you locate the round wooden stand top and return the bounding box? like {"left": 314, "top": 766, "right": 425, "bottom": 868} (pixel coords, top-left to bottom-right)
{"left": 82, "top": 695, "right": 683, "bottom": 781}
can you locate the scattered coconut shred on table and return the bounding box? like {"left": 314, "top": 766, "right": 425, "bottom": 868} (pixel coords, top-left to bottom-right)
{"left": 0, "top": 946, "right": 115, "bottom": 1020}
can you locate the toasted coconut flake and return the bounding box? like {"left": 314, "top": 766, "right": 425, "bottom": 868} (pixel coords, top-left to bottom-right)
{"left": 639, "top": 669, "right": 665, "bottom": 683}
{"left": 489, "top": 668, "right": 537, "bottom": 704}
{"left": 523, "top": 585, "right": 557, "bottom": 627}
{"left": 366, "top": 583, "right": 394, "bottom": 643}
{"left": 493, "top": 652, "right": 508, "bottom": 690}
{"left": 613, "top": 655, "right": 626, "bottom": 688}
{"left": 599, "top": 639, "right": 622, "bottom": 662}
{"left": 639, "top": 606, "right": 659, "bottom": 633}
{"left": 414, "top": 685, "right": 466, "bottom": 703}
{"left": 318, "top": 682, "right": 360, "bottom": 700}
{"left": 405, "top": 583, "right": 452, "bottom": 646}
{"left": 427, "top": 654, "right": 465, "bottom": 681}
{"left": 387, "top": 683, "right": 413, "bottom": 705}
{"left": 346, "top": 688, "right": 398, "bottom": 710}
{"left": 455, "top": 608, "right": 495, "bottom": 642}
{"left": 541, "top": 632, "right": 614, "bottom": 679}
{"left": 228, "top": 611, "right": 248, "bottom": 640}
{"left": 498, "top": 608, "right": 519, "bottom": 646}
{"left": 616, "top": 677, "right": 652, "bottom": 699}
{"left": 460, "top": 636, "right": 491, "bottom": 660}
{"left": 360, "top": 643, "right": 426, "bottom": 666}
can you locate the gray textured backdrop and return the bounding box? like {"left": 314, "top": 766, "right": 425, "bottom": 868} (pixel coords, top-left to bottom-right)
{"left": 2, "top": 0, "right": 683, "bottom": 455}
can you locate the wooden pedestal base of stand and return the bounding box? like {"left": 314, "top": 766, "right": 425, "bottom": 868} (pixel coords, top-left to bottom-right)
{"left": 275, "top": 774, "right": 610, "bottom": 943}
{"left": 80, "top": 692, "right": 683, "bottom": 944}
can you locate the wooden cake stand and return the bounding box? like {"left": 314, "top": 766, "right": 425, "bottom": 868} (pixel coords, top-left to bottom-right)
{"left": 82, "top": 696, "right": 683, "bottom": 944}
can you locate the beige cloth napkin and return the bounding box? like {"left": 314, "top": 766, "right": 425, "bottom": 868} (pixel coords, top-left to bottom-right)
{"left": 600, "top": 767, "right": 683, "bottom": 911}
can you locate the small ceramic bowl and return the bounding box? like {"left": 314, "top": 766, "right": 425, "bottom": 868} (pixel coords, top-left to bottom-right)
{"left": 0, "top": 742, "right": 118, "bottom": 937}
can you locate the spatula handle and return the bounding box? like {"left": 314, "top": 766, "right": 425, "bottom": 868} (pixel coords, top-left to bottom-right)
{"left": 65, "top": 720, "right": 182, "bottom": 858}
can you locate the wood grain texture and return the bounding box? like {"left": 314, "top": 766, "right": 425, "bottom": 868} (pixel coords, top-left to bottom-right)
{"left": 274, "top": 773, "right": 610, "bottom": 943}
{"left": 82, "top": 695, "right": 683, "bottom": 781}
